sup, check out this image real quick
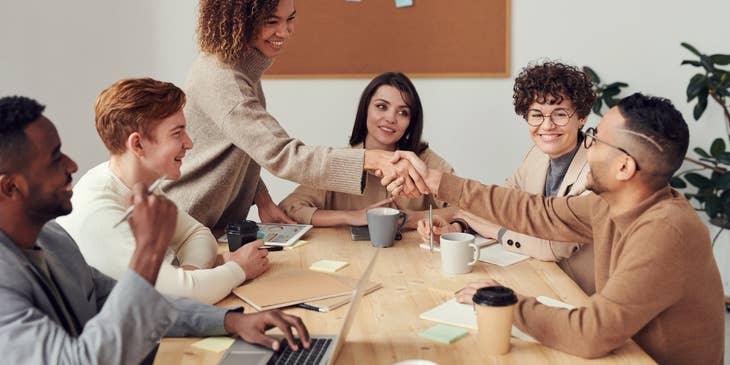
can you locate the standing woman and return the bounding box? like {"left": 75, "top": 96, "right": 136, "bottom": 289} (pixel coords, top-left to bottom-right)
{"left": 165, "top": 0, "right": 424, "bottom": 230}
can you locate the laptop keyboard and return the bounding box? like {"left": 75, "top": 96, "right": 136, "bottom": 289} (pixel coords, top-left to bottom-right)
{"left": 267, "top": 338, "right": 332, "bottom": 365}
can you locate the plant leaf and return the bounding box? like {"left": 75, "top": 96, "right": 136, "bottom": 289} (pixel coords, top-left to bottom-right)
{"left": 694, "top": 147, "right": 711, "bottom": 158}
{"left": 605, "top": 81, "right": 629, "bottom": 89}
{"left": 686, "top": 73, "right": 707, "bottom": 102}
{"left": 717, "top": 152, "right": 730, "bottom": 165}
{"left": 710, "top": 54, "right": 730, "bottom": 65}
{"left": 706, "top": 196, "right": 721, "bottom": 218}
{"left": 711, "top": 138, "right": 726, "bottom": 157}
{"left": 684, "top": 172, "right": 713, "bottom": 189}
{"left": 717, "top": 172, "right": 730, "bottom": 189}
{"left": 681, "top": 42, "right": 702, "bottom": 57}
{"left": 693, "top": 92, "right": 708, "bottom": 120}
{"left": 583, "top": 66, "right": 600, "bottom": 84}
{"left": 670, "top": 176, "right": 687, "bottom": 188}
{"left": 681, "top": 60, "right": 702, "bottom": 67}
{"left": 604, "top": 97, "right": 620, "bottom": 108}
{"left": 603, "top": 87, "right": 621, "bottom": 98}
{"left": 592, "top": 99, "right": 603, "bottom": 116}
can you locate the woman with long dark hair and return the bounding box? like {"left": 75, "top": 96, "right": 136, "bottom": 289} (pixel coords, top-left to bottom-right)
{"left": 280, "top": 72, "right": 455, "bottom": 228}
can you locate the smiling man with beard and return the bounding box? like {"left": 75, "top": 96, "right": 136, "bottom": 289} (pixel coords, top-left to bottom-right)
{"left": 0, "top": 96, "right": 310, "bottom": 364}
{"left": 387, "top": 93, "right": 725, "bottom": 365}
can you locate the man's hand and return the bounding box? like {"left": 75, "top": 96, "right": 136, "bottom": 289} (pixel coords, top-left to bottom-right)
{"left": 364, "top": 150, "right": 429, "bottom": 198}
{"left": 416, "top": 215, "right": 460, "bottom": 243}
{"left": 383, "top": 151, "right": 442, "bottom": 198}
{"left": 224, "top": 310, "right": 311, "bottom": 352}
{"left": 256, "top": 190, "right": 295, "bottom": 224}
{"left": 127, "top": 182, "right": 178, "bottom": 284}
{"left": 223, "top": 239, "right": 269, "bottom": 280}
{"left": 455, "top": 279, "right": 502, "bottom": 304}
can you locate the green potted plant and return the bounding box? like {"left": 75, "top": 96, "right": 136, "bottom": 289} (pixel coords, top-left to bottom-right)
{"left": 669, "top": 43, "right": 730, "bottom": 244}
{"left": 582, "top": 66, "right": 630, "bottom": 116}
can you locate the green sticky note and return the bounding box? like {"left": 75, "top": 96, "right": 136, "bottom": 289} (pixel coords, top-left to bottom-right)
{"left": 310, "top": 260, "right": 349, "bottom": 273}
{"left": 395, "top": 0, "right": 413, "bottom": 8}
{"left": 418, "top": 324, "right": 468, "bottom": 344}
{"left": 191, "top": 337, "right": 235, "bottom": 353}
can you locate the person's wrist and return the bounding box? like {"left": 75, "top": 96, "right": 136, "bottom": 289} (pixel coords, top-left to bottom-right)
{"left": 425, "top": 169, "right": 443, "bottom": 194}
{"left": 224, "top": 311, "right": 243, "bottom": 334}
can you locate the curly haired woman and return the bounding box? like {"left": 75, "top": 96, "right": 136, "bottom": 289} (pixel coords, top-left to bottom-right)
{"left": 419, "top": 61, "right": 598, "bottom": 294}
{"left": 165, "top": 0, "right": 426, "bottom": 230}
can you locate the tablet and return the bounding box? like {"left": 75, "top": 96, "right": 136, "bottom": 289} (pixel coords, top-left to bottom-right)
{"left": 218, "top": 223, "right": 313, "bottom": 246}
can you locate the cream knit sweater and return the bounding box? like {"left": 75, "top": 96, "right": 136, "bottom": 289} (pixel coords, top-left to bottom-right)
{"left": 57, "top": 162, "right": 246, "bottom": 304}
{"left": 165, "top": 49, "right": 365, "bottom": 229}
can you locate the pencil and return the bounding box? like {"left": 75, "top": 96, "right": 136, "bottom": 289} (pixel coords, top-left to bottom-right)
{"left": 112, "top": 175, "right": 167, "bottom": 228}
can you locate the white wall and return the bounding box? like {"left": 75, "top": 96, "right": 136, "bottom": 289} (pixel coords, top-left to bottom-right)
{"left": 2, "top": 1, "right": 729, "bottom": 290}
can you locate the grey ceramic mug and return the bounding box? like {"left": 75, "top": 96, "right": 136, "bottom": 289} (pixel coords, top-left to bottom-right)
{"left": 366, "top": 207, "right": 407, "bottom": 248}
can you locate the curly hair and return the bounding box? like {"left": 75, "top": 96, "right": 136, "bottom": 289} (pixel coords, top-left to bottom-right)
{"left": 95, "top": 78, "right": 186, "bottom": 155}
{"left": 0, "top": 96, "right": 45, "bottom": 172}
{"left": 197, "top": 0, "right": 280, "bottom": 65}
{"left": 513, "top": 61, "right": 596, "bottom": 119}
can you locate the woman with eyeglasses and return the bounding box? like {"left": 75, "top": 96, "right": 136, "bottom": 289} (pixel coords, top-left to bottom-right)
{"left": 419, "top": 61, "right": 597, "bottom": 294}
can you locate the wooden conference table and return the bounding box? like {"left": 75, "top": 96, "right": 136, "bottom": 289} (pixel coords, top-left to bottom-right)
{"left": 154, "top": 228, "right": 655, "bottom": 365}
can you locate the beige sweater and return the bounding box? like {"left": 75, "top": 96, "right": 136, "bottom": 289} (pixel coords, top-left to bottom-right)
{"left": 57, "top": 163, "right": 246, "bottom": 305}
{"left": 279, "top": 145, "right": 454, "bottom": 224}
{"left": 501, "top": 144, "right": 595, "bottom": 294}
{"left": 437, "top": 173, "right": 725, "bottom": 365}
{"left": 165, "top": 49, "right": 365, "bottom": 229}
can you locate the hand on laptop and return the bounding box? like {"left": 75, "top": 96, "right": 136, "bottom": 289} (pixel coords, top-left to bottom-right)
{"left": 455, "top": 279, "right": 502, "bottom": 304}
{"left": 223, "top": 239, "right": 269, "bottom": 281}
{"left": 224, "top": 310, "right": 311, "bottom": 352}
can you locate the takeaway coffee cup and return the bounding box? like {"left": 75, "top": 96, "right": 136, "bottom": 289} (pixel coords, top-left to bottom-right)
{"left": 439, "top": 232, "right": 480, "bottom": 274}
{"left": 473, "top": 286, "right": 518, "bottom": 355}
{"left": 366, "top": 207, "right": 407, "bottom": 248}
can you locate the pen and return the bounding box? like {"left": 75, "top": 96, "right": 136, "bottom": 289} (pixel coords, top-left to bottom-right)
{"left": 295, "top": 303, "right": 326, "bottom": 312}
{"left": 429, "top": 204, "right": 434, "bottom": 253}
{"left": 112, "top": 175, "right": 167, "bottom": 228}
{"left": 259, "top": 246, "right": 283, "bottom": 252}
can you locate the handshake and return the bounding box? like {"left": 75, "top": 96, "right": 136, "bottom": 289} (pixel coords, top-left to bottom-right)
{"left": 366, "top": 150, "right": 443, "bottom": 198}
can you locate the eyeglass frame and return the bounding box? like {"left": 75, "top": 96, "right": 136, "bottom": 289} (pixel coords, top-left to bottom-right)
{"left": 523, "top": 108, "right": 576, "bottom": 127}
{"left": 583, "top": 127, "right": 641, "bottom": 171}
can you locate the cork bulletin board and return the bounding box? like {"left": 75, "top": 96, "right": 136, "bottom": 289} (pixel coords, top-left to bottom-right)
{"left": 265, "top": 0, "right": 511, "bottom": 78}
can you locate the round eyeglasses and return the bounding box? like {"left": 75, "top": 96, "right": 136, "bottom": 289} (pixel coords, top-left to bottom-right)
{"left": 524, "top": 108, "right": 575, "bottom": 127}
{"left": 584, "top": 127, "right": 641, "bottom": 171}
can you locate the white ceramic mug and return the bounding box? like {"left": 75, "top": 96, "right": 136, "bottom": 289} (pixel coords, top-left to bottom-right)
{"left": 439, "top": 232, "right": 480, "bottom": 274}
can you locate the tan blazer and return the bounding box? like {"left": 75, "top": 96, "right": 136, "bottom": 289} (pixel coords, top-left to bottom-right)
{"left": 279, "top": 146, "right": 455, "bottom": 224}
{"left": 500, "top": 144, "right": 595, "bottom": 294}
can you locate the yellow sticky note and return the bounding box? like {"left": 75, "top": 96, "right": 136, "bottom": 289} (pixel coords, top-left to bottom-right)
{"left": 190, "top": 337, "right": 235, "bottom": 353}
{"left": 310, "top": 260, "right": 349, "bottom": 273}
{"left": 284, "top": 240, "right": 309, "bottom": 250}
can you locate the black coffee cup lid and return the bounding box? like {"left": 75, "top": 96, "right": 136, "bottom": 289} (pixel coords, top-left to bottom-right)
{"left": 473, "top": 286, "right": 518, "bottom": 307}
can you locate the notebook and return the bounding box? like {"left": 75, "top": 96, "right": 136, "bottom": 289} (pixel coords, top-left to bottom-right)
{"left": 302, "top": 279, "right": 382, "bottom": 312}
{"left": 420, "top": 296, "right": 576, "bottom": 343}
{"left": 233, "top": 270, "right": 356, "bottom": 311}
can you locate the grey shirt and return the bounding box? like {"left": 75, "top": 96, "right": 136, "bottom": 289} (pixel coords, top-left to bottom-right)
{"left": 544, "top": 137, "right": 583, "bottom": 197}
{"left": 0, "top": 221, "right": 236, "bottom": 365}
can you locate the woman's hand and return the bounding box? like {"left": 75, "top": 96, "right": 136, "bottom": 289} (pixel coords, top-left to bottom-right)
{"left": 416, "top": 215, "right": 460, "bottom": 243}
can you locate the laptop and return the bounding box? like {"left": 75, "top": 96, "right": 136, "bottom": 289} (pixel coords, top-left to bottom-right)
{"left": 217, "top": 249, "right": 380, "bottom": 365}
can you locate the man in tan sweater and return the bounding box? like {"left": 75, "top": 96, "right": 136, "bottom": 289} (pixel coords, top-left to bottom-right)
{"left": 389, "top": 93, "right": 725, "bottom": 365}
